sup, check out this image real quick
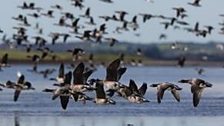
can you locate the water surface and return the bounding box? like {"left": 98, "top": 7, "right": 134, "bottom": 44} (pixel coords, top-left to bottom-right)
{"left": 0, "top": 65, "right": 223, "bottom": 126}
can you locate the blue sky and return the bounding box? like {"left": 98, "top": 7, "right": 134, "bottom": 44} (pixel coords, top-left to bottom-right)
{"left": 0, "top": 0, "right": 224, "bottom": 43}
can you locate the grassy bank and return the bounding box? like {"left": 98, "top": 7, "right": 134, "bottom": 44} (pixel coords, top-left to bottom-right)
{"left": 1, "top": 49, "right": 224, "bottom": 67}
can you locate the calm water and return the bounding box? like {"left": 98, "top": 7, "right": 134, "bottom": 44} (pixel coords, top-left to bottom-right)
{"left": 0, "top": 64, "right": 224, "bottom": 126}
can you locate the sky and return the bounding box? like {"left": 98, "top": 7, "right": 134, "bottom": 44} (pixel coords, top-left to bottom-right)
{"left": 0, "top": 0, "right": 224, "bottom": 43}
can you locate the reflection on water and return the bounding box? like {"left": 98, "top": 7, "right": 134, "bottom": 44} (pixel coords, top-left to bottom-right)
{"left": 3, "top": 113, "right": 223, "bottom": 126}
{"left": 14, "top": 113, "right": 19, "bottom": 126}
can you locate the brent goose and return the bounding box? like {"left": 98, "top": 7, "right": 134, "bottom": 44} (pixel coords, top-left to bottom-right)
{"left": 70, "top": 63, "right": 95, "bottom": 93}
{"left": 43, "top": 87, "right": 71, "bottom": 110}
{"left": 178, "top": 78, "right": 212, "bottom": 107}
{"left": 102, "top": 58, "right": 126, "bottom": 92}
{"left": 117, "top": 80, "right": 149, "bottom": 103}
{"left": 150, "top": 83, "right": 182, "bottom": 103}
{"left": 51, "top": 4, "right": 63, "bottom": 10}
{"left": 43, "top": 71, "right": 72, "bottom": 110}
{"left": 188, "top": 0, "right": 201, "bottom": 7}
{"left": 0, "top": 73, "right": 35, "bottom": 101}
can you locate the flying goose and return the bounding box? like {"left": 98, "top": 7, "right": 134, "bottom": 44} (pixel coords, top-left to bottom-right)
{"left": 51, "top": 4, "right": 63, "bottom": 10}
{"left": 172, "top": 7, "right": 186, "bottom": 18}
{"left": 104, "top": 58, "right": 126, "bottom": 90}
{"left": 80, "top": 7, "right": 91, "bottom": 18}
{"left": 72, "top": 0, "right": 84, "bottom": 10}
{"left": 70, "top": 63, "right": 95, "bottom": 93}
{"left": 178, "top": 78, "right": 212, "bottom": 107}
{"left": 115, "top": 11, "right": 128, "bottom": 22}
{"left": 41, "top": 10, "right": 54, "bottom": 18}
{"left": 188, "top": 0, "right": 201, "bottom": 7}
{"left": 0, "top": 53, "right": 9, "bottom": 67}
{"left": 0, "top": 73, "right": 35, "bottom": 101}
{"left": 116, "top": 80, "right": 149, "bottom": 103}
{"left": 150, "top": 83, "right": 182, "bottom": 103}
{"left": 43, "top": 72, "right": 72, "bottom": 110}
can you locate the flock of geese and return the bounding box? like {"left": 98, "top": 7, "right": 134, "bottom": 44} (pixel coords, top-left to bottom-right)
{"left": 0, "top": 0, "right": 218, "bottom": 110}
{"left": 1, "top": 0, "right": 224, "bottom": 47}
{"left": 0, "top": 56, "right": 213, "bottom": 110}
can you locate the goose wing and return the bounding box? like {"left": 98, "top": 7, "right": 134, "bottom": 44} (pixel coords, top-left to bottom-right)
{"left": 95, "top": 82, "right": 106, "bottom": 99}
{"left": 191, "top": 84, "right": 203, "bottom": 107}
{"left": 193, "top": 89, "right": 203, "bottom": 107}
{"left": 117, "top": 67, "right": 127, "bottom": 81}
{"left": 60, "top": 96, "right": 69, "bottom": 110}
{"left": 106, "top": 59, "right": 120, "bottom": 81}
{"left": 17, "top": 75, "right": 25, "bottom": 84}
{"left": 58, "top": 63, "right": 64, "bottom": 78}
{"left": 73, "top": 62, "right": 84, "bottom": 84}
{"left": 139, "top": 83, "right": 147, "bottom": 96}
{"left": 171, "top": 89, "right": 180, "bottom": 102}
{"left": 157, "top": 88, "right": 165, "bottom": 103}
{"left": 64, "top": 71, "right": 72, "bottom": 84}
{"left": 156, "top": 84, "right": 170, "bottom": 103}
{"left": 83, "top": 70, "right": 94, "bottom": 83}
{"left": 14, "top": 89, "right": 21, "bottom": 102}
{"left": 129, "top": 79, "right": 140, "bottom": 95}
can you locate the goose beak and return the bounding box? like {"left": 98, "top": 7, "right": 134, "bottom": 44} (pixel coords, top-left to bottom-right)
{"left": 205, "top": 82, "right": 213, "bottom": 87}
{"left": 178, "top": 80, "right": 185, "bottom": 83}
{"left": 31, "top": 87, "right": 35, "bottom": 90}
{"left": 150, "top": 84, "right": 158, "bottom": 87}
{"left": 177, "top": 87, "right": 182, "bottom": 90}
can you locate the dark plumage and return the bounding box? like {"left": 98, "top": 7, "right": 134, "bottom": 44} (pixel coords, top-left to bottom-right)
{"left": 178, "top": 78, "right": 212, "bottom": 107}
{"left": 150, "top": 83, "right": 182, "bottom": 103}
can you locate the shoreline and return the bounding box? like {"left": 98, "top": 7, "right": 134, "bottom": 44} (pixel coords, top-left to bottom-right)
{"left": 7, "top": 59, "right": 224, "bottom": 67}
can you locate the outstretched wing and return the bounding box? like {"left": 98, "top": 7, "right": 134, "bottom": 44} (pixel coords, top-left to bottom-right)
{"left": 139, "top": 83, "right": 147, "bottom": 96}
{"left": 95, "top": 82, "right": 106, "bottom": 99}
{"left": 117, "top": 67, "right": 127, "bottom": 81}
{"left": 106, "top": 59, "right": 120, "bottom": 81}
{"left": 129, "top": 79, "right": 139, "bottom": 94}
{"left": 64, "top": 71, "right": 72, "bottom": 84}
{"left": 73, "top": 62, "right": 84, "bottom": 84}
{"left": 192, "top": 89, "right": 203, "bottom": 107}
{"left": 58, "top": 63, "right": 64, "bottom": 78}
{"left": 60, "top": 96, "right": 69, "bottom": 110}
{"left": 157, "top": 88, "right": 165, "bottom": 103}
{"left": 171, "top": 89, "right": 180, "bottom": 102}
{"left": 14, "top": 89, "right": 21, "bottom": 102}
{"left": 83, "top": 70, "right": 94, "bottom": 83}
{"left": 17, "top": 75, "right": 25, "bottom": 84}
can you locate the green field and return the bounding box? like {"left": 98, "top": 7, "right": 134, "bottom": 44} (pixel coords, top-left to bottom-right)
{"left": 0, "top": 49, "right": 147, "bottom": 64}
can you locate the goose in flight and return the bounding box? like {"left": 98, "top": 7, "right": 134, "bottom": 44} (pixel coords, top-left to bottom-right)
{"left": 178, "top": 78, "right": 212, "bottom": 107}
{"left": 0, "top": 73, "right": 35, "bottom": 101}
{"left": 188, "top": 0, "right": 201, "bottom": 7}
{"left": 116, "top": 80, "right": 149, "bottom": 103}
{"left": 150, "top": 83, "right": 182, "bottom": 103}
{"left": 0, "top": 53, "right": 9, "bottom": 67}
{"left": 99, "top": 0, "right": 113, "bottom": 3}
